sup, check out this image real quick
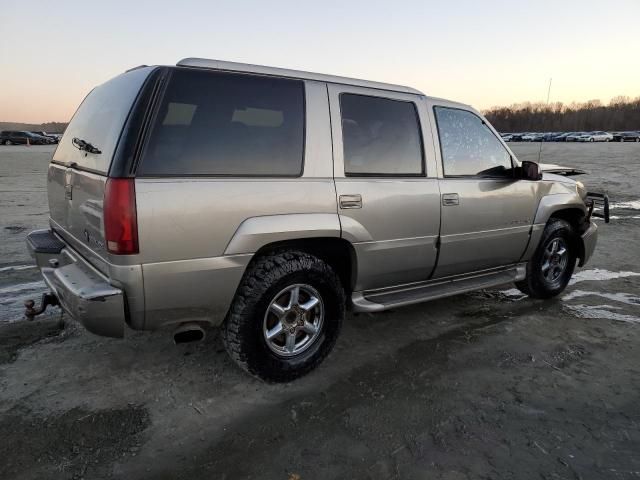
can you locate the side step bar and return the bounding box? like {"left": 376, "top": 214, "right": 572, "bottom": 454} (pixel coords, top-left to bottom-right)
{"left": 352, "top": 264, "right": 526, "bottom": 313}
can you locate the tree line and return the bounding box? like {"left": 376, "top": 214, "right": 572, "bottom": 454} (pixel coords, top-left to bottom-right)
{"left": 483, "top": 96, "right": 640, "bottom": 133}
{"left": 0, "top": 121, "right": 67, "bottom": 133}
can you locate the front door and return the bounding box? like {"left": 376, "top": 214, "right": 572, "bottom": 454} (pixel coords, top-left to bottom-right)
{"left": 430, "top": 105, "right": 536, "bottom": 278}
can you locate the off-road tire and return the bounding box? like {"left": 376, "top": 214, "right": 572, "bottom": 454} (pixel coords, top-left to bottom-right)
{"left": 515, "top": 218, "right": 577, "bottom": 299}
{"left": 222, "top": 250, "right": 345, "bottom": 382}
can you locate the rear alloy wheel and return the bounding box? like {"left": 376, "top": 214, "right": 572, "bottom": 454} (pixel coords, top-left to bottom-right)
{"left": 515, "top": 218, "right": 577, "bottom": 299}
{"left": 4, "top": 140, "right": 11, "bottom": 145}
{"left": 263, "top": 284, "right": 324, "bottom": 357}
{"left": 223, "top": 250, "right": 345, "bottom": 382}
{"left": 589, "top": 138, "right": 595, "bottom": 142}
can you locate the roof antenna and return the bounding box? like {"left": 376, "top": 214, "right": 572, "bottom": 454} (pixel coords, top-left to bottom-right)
{"left": 537, "top": 77, "right": 552, "bottom": 164}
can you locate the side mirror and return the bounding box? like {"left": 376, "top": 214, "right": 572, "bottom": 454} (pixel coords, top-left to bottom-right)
{"left": 520, "top": 161, "right": 542, "bottom": 181}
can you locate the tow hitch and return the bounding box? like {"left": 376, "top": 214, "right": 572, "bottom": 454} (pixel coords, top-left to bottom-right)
{"left": 24, "top": 293, "right": 60, "bottom": 320}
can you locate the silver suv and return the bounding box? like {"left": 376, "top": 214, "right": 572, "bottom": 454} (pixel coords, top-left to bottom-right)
{"left": 26, "top": 58, "right": 606, "bottom": 382}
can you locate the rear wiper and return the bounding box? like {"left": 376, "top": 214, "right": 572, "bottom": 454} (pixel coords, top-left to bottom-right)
{"left": 72, "top": 137, "right": 102, "bottom": 154}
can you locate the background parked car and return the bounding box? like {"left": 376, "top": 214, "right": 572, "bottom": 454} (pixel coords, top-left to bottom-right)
{"left": 0, "top": 131, "right": 51, "bottom": 145}
{"left": 509, "top": 133, "right": 524, "bottom": 142}
{"left": 578, "top": 131, "right": 613, "bottom": 142}
{"left": 612, "top": 131, "right": 640, "bottom": 142}
{"left": 47, "top": 133, "right": 63, "bottom": 142}
{"left": 565, "top": 132, "right": 587, "bottom": 142}
{"left": 30, "top": 131, "right": 59, "bottom": 144}
{"left": 522, "top": 132, "right": 544, "bottom": 142}
{"left": 550, "top": 132, "right": 570, "bottom": 141}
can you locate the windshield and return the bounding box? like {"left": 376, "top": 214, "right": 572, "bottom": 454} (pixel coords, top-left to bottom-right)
{"left": 53, "top": 67, "right": 152, "bottom": 174}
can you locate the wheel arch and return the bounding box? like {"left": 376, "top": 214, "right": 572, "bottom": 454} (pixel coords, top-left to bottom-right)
{"left": 250, "top": 237, "right": 358, "bottom": 295}
{"left": 224, "top": 213, "right": 358, "bottom": 297}
{"left": 533, "top": 205, "right": 591, "bottom": 267}
{"left": 522, "top": 195, "right": 588, "bottom": 263}
{"left": 548, "top": 207, "right": 587, "bottom": 232}
{"left": 533, "top": 193, "right": 587, "bottom": 226}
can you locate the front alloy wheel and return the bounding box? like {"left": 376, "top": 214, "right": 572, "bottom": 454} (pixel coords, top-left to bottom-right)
{"left": 515, "top": 218, "right": 577, "bottom": 299}
{"left": 540, "top": 238, "right": 569, "bottom": 287}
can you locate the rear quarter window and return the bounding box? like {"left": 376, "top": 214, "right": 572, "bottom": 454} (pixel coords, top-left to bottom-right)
{"left": 53, "top": 67, "right": 153, "bottom": 174}
{"left": 138, "top": 69, "right": 305, "bottom": 177}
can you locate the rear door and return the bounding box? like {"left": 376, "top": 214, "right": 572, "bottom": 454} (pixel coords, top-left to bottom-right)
{"left": 328, "top": 85, "right": 441, "bottom": 291}
{"left": 430, "top": 104, "right": 536, "bottom": 278}
{"left": 48, "top": 67, "right": 154, "bottom": 269}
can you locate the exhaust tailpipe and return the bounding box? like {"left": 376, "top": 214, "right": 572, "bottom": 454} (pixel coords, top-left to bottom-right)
{"left": 173, "top": 323, "right": 205, "bottom": 344}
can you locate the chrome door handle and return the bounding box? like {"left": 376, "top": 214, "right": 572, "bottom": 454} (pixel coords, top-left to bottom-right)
{"left": 64, "top": 168, "right": 74, "bottom": 200}
{"left": 442, "top": 193, "right": 459, "bottom": 206}
{"left": 339, "top": 194, "right": 362, "bottom": 209}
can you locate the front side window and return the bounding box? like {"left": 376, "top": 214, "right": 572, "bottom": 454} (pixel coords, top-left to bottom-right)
{"left": 434, "top": 107, "right": 512, "bottom": 177}
{"left": 139, "top": 69, "right": 305, "bottom": 176}
{"left": 340, "top": 94, "right": 423, "bottom": 176}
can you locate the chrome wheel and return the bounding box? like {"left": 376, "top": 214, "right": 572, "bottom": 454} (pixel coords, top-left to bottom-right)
{"left": 541, "top": 238, "right": 568, "bottom": 283}
{"left": 263, "top": 284, "right": 324, "bottom": 357}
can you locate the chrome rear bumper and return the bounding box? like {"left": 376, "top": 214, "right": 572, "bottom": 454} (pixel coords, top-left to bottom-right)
{"left": 27, "top": 229, "right": 125, "bottom": 338}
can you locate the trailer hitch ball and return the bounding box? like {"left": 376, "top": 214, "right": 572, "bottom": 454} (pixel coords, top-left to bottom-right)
{"left": 24, "top": 293, "right": 60, "bottom": 320}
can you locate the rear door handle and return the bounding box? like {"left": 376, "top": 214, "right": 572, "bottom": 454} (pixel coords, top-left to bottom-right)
{"left": 442, "top": 193, "right": 459, "bottom": 206}
{"left": 339, "top": 194, "right": 362, "bottom": 209}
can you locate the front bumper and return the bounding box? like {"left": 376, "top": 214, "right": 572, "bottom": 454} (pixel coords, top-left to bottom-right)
{"left": 26, "top": 230, "right": 125, "bottom": 338}
{"left": 579, "top": 220, "right": 598, "bottom": 267}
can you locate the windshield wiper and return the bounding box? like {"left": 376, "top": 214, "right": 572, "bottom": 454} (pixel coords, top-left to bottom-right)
{"left": 72, "top": 137, "right": 102, "bottom": 154}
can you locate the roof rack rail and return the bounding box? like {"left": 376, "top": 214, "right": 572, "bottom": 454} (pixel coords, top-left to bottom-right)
{"left": 176, "top": 57, "right": 424, "bottom": 96}
{"left": 125, "top": 65, "right": 149, "bottom": 73}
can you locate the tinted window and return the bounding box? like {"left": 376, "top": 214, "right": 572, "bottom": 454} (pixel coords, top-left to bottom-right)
{"left": 139, "top": 69, "right": 305, "bottom": 176}
{"left": 340, "top": 94, "right": 423, "bottom": 176}
{"left": 434, "top": 107, "right": 512, "bottom": 177}
{"left": 53, "top": 67, "right": 152, "bottom": 174}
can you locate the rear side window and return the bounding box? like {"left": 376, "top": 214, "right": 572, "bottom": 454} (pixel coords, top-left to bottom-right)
{"left": 53, "top": 67, "right": 153, "bottom": 174}
{"left": 340, "top": 94, "right": 423, "bottom": 176}
{"left": 139, "top": 69, "right": 305, "bottom": 176}
{"left": 434, "top": 107, "right": 512, "bottom": 177}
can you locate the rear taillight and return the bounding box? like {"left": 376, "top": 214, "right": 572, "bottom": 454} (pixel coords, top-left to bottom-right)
{"left": 104, "top": 178, "right": 138, "bottom": 254}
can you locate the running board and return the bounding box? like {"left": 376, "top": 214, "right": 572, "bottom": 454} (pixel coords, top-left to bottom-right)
{"left": 351, "top": 263, "right": 527, "bottom": 313}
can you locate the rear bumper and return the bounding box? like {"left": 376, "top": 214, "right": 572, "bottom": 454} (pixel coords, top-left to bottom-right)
{"left": 27, "top": 229, "right": 125, "bottom": 338}
{"left": 578, "top": 220, "right": 598, "bottom": 267}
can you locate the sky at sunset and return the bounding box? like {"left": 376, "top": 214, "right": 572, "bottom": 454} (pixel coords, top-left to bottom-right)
{"left": 1, "top": 0, "right": 639, "bottom": 123}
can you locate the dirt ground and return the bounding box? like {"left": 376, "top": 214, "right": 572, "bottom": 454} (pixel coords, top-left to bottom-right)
{"left": 1, "top": 143, "right": 639, "bottom": 480}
